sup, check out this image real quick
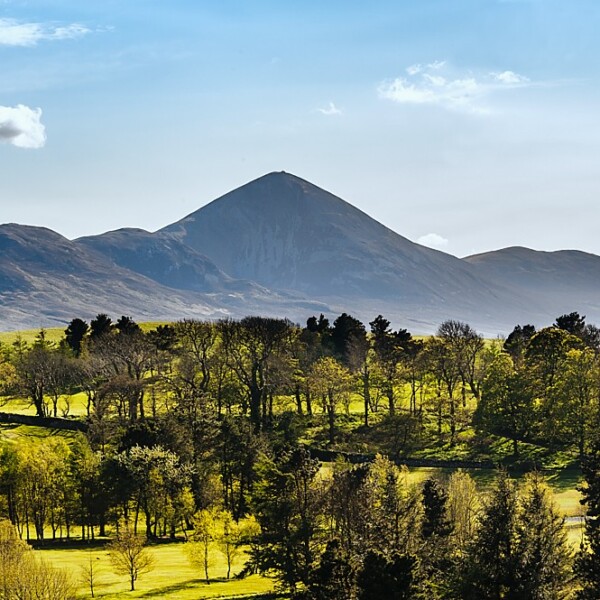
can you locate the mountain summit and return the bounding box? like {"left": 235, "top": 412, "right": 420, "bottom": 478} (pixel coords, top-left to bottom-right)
{"left": 160, "top": 172, "right": 531, "bottom": 330}
{"left": 2, "top": 172, "right": 600, "bottom": 333}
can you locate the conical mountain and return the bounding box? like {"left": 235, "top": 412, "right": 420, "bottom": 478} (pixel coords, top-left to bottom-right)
{"left": 160, "top": 171, "right": 534, "bottom": 331}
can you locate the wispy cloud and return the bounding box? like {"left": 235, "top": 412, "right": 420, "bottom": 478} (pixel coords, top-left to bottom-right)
{"left": 380, "top": 61, "right": 531, "bottom": 114}
{"left": 491, "top": 70, "right": 529, "bottom": 84}
{"left": 0, "top": 105, "right": 46, "bottom": 148}
{"left": 417, "top": 233, "right": 449, "bottom": 249}
{"left": 317, "top": 101, "right": 342, "bottom": 116}
{"left": 406, "top": 61, "right": 446, "bottom": 76}
{"left": 0, "top": 18, "right": 90, "bottom": 47}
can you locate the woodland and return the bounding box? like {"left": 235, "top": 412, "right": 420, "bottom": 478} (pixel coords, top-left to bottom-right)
{"left": 0, "top": 310, "right": 600, "bottom": 598}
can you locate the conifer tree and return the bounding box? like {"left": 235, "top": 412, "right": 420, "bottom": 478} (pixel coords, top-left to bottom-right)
{"left": 516, "top": 472, "right": 571, "bottom": 599}
{"left": 307, "top": 539, "right": 354, "bottom": 600}
{"left": 419, "top": 478, "right": 453, "bottom": 598}
{"left": 575, "top": 445, "right": 600, "bottom": 599}
{"left": 356, "top": 551, "right": 419, "bottom": 600}
{"left": 462, "top": 471, "right": 519, "bottom": 599}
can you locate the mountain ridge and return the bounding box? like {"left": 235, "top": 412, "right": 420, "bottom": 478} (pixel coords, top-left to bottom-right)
{"left": 1, "top": 171, "right": 599, "bottom": 334}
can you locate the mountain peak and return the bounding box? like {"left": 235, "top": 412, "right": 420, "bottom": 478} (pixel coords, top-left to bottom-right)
{"left": 158, "top": 171, "right": 525, "bottom": 328}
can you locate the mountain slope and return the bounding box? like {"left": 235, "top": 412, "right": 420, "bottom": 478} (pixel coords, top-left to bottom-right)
{"left": 76, "top": 228, "right": 265, "bottom": 294}
{"left": 3, "top": 173, "right": 600, "bottom": 334}
{"left": 160, "top": 171, "right": 535, "bottom": 331}
{"left": 464, "top": 247, "right": 600, "bottom": 321}
{"left": 0, "top": 224, "right": 327, "bottom": 330}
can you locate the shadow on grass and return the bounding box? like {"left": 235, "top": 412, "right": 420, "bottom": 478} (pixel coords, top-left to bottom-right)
{"left": 136, "top": 577, "right": 283, "bottom": 599}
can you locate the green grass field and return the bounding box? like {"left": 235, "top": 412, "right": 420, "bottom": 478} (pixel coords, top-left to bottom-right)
{"left": 0, "top": 322, "right": 171, "bottom": 346}
{"left": 42, "top": 543, "right": 276, "bottom": 599}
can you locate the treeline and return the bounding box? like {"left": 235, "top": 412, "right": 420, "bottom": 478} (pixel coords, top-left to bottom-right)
{"left": 1, "top": 311, "right": 600, "bottom": 457}
{"left": 1, "top": 310, "right": 600, "bottom": 596}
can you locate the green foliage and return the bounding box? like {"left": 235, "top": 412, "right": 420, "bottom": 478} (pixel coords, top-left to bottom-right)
{"left": 516, "top": 472, "right": 572, "bottom": 599}
{"left": 462, "top": 471, "right": 520, "bottom": 598}
{"left": 463, "top": 470, "right": 572, "bottom": 599}
{"left": 108, "top": 526, "right": 154, "bottom": 591}
{"left": 306, "top": 538, "right": 354, "bottom": 600}
{"left": 1, "top": 312, "right": 598, "bottom": 598}
{"left": 251, "top": 447, "right": 322, "bottom": 591}
{"left": 356, "top": 551, "right": 419, "bottom": 600}
{"left": 476, "top": 352, "right": 536, "bottom": 456}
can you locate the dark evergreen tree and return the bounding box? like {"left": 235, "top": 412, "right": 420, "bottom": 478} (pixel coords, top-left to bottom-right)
{"left": 218, "top": 417, "right": 263, "bottom": 519}
{"left": 147, "top": 324, "right": 177, "bottom": 352}
{"left": 555, "top": 312, "right": 587, "bottom": 338}
{"left": 307, "top": 538, "right": 355, "bottom": 600}
{"left": 356, "top": 551, "right": 418, "bottom": 600}
{"left": 115, "top": 315, "right": 142, "bottom": 336}
{"left": 503, "top": 324, "right": 536, "bottom": 369}
{"left": 421, "top": 478, "right": 452, "bottom": 540}
{"left": 515, "top": 473, "right": 571, "bottom": 600}
{"left": 575, "top": 445, "right": 600, "bottom": 599}
{"left": 306, "top": 314, "right": 331, "bottom": 335}
{"left": 420, "top": 478, "right": 453, "bottom": 599}
{"left": 369, "top": 315, "right": 411, "bottom": 416}
{"left": 64, "top": 318, "right": 89, "bottom": 357}
{"left": 251, "top": 448, "right": 322, "bottom": 592}
{"left": 462, "top": 471, "right": 519, "bottom": 599}
{"left": 331, "top": 313, "right": 366, "bottom": 366}
{"left": 90, "top": 313, "right": 113, "bottom": 340}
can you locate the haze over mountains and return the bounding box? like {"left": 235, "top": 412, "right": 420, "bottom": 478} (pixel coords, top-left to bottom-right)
{"left": 1, "top": 172, "right": 598, "bottom": 334}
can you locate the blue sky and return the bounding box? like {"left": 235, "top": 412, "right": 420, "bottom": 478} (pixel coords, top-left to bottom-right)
{"left": 1, "top": 0, "right": 599, "bottom": 257}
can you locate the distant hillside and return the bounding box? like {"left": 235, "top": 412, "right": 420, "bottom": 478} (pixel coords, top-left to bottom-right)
{"left": 464, "top": 246, "right": 600, "bottom": 321}
{"left": 76, "top": 228, "right": 267, "bottom": 294}
{"left": 0, "top": 223, "right": 326, "bottom": 330}
{"left": 2, "top": 172, "right": 600, "bottom": 334}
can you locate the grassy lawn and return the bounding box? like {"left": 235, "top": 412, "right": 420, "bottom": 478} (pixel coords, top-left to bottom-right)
{"left": 0, "top": 422, "right": 80, "bottom": 444}
{"left": 0, "top": 322, "right": 171, "bottom": 347}
{"left": 404, "top": 465, "right": 583, "bottom": 516}
{"left": 41, "top": 542, "right": 276, "bottom": 599}
{"left": 0, "top": 327, "right": 66, "bottom": 345}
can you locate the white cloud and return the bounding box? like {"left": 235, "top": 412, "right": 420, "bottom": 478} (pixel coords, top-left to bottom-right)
{"left": 379, "top": 76, "right": 484, "bottom": 113}
{"left": 427, "top": 60, "right": 446, "bottom": 70}
{"left": 417, "top": 233, "right": 449, "bottom": 249}
{"left": 379, "top": 61, "right": 530, "bottom": 114}
{"left": 423, "top": 74, "right": 447, "bottom": 87}
{"left": 492, "top": 70, "right": 530, "bottom": 85}
{"left": 318, "top": 102, "right": 342, "bottom": 116}
{"left": 0, "top": 105, "right": 46, "bottom": 148}
{"left": 0, "top": 18, "right": 90, "bottom": 47}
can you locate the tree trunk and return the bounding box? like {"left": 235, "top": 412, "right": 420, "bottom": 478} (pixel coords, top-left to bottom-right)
{"left": 295, "top": 384, "right": 303, "bottom": 415}
{"left": 305, "top": 387, "right": 312, "bottom": 415}
{"left": 204, "top": 543, "right": 210, "bottom": 583}
{"left": 449, "top": 397, "right": 456, "bottom": 445}
{"left": 363, "top": 367, "right": 370, "bottom": 427}
{"left": 387, "top": 387, "right": 395, "bottom": 416}
{"left": 327, "top": 393, "right": 335, "bottom": 445}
